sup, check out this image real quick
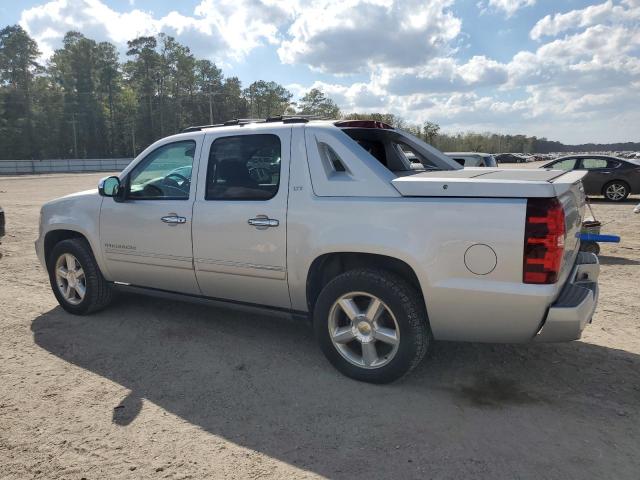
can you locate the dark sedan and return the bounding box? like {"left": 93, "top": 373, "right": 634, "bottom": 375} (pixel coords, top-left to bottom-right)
{"left": 541, "top": 155, "right": 640, "bottom": 201}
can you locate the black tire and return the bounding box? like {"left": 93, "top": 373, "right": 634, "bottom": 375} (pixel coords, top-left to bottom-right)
{"left": 48, "top": 238, "right": 113, "bottom": 315}
{"left": 313, "top": 268, "right": 431, "bottom": 383}
{"left": 603, "top": 181, "right": 630, "bottom": 202}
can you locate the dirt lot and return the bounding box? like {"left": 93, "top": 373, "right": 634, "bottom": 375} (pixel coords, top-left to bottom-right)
{"left": 1, "top": 170, "right": 639, "bottom": 479}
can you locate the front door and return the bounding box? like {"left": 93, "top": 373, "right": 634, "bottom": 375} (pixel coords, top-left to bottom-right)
{"left": 192, "top": 129, "right": 290, "bottom": 308}
{"left": 100, "top": 138, "right": 201, "bottom": 294}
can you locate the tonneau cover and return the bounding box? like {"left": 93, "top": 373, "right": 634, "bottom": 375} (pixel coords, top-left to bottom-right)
{"left": 391, "top": 168, "right": 586, "bottom": 198}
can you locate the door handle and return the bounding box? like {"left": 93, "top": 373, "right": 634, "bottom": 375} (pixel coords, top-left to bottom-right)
{"left": 248, "top": 216, "right": 279, "bottom": 228}
{"left": 161, "top": 215, "right": 187, "bottom": 225}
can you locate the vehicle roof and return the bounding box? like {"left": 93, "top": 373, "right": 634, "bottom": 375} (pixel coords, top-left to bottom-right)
{"left": 160, "top": 119, "right": 332, "bottom": 142}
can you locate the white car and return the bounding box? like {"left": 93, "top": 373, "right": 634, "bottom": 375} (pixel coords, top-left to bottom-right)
{"left": 36, "top": 118, "right": 599, "bottom": 383}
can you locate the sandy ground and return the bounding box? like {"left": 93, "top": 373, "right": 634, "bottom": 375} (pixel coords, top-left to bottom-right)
{"left": 1, "top": 167, "right": 639, "bottom": 480}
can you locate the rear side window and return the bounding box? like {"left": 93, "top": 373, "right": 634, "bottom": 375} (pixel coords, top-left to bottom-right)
{"left": 205, "top": 134, "right": 281, "bottom": 200}
{"left": 581, "top": 158, "right": 608, "bottom": 169}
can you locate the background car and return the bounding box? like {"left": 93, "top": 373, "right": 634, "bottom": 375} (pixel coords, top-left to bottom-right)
{"left": 445, "top": 152, "right": 497, "bottom": 167}
{"left": 495, "top": 153, "right": 528, "bottom": 163}
{"left": 541, "top": 154, "right": 640, "bottom": 201}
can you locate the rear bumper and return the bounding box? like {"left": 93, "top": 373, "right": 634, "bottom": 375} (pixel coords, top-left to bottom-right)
{"left": 534, "top": 252, "right": 599, "bottom": 342}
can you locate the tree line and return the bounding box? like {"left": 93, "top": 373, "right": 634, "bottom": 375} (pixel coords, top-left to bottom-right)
{"left": 0, "top": 25, "right": 340, "bottom": 160}
{"left": 1, "top": 25, "right": 636, "bottom": 160}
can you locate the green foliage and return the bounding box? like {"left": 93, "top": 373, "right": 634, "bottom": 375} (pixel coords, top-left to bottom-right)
{"left": 0, "top": 26, "right": 300, "bottom": 159}
{"left": 297, "top": 88, "right": 340, "bottom": 118}
{"left": 1, "top": 25, "right": 636, "bottom": 160}
{"left": 244, "top": 80, "right": 293, "bottom": 118}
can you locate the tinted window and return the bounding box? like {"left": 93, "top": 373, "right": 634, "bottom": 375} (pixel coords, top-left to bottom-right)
{"left": 206, "top": 134, "right": 281, "bottom": 200}
{"left": 550, "top": 158, "right": 576, "bottom": 171}
{"left": 129, "top": 141, "right": 195, "bottom": 200}
{"left": 581, "top": 158, "right": 608, "bottom": 169}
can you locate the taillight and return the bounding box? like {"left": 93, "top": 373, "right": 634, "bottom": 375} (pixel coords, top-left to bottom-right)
{"left": 523, "top": 198, "right": 565, "bottom": 284}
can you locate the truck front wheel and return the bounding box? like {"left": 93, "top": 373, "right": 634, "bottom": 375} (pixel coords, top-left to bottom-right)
{"left": 48, "top": 238, "right": 113, "bottom": 315}
{"left": 313, "top": 268, "right": 431, "bottom": 383}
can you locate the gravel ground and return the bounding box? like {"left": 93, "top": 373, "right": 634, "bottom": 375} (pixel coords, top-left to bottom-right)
{"left": 1, "top": 169, "right": 639, "bottom": 479}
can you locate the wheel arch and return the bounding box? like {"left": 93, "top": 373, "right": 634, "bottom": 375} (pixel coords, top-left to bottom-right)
{"left": 44, "top": 229, "right": 89, "bottom": 266}
{"left": 305, "top": 252, "right": 424, "bottom": 313}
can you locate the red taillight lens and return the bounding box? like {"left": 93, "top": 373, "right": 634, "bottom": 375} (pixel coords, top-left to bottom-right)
{"left": 523, "top": 198, "right": 565, "bottom": 284}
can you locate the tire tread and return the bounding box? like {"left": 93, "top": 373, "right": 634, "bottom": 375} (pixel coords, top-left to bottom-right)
{"left": 48, "top": 238, "right": 113, "bottom": 314}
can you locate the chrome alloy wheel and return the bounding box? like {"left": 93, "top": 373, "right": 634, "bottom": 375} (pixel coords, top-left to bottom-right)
{"left": 328, "top": 292, "right": 400, "bottom": 369}
{"left": 55, "top": 253, "right": 86, "bottom": 305}
{"left": 605, "top": 183, "right": 627, "bottom": 201}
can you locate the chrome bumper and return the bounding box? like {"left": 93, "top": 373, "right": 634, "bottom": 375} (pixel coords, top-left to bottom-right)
{"left": 534, "top": 252, "right": 599, "bottom": 342}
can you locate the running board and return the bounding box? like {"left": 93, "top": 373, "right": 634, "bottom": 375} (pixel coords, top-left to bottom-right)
{"left": 113, "top": 283, "right": 310, "bottom": 322}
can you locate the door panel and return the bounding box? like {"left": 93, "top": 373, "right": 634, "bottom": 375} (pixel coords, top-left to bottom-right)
{"left": 192, "top": 129, "right": 291, "bottom": 308}
{"left": 100, "top": 139, "right": 201, "bottom": 294}
{"left": 577, "top": 158, "right": 614, "bottom": 195}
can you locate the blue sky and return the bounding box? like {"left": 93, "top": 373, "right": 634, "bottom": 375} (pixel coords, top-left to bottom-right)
{"left": 3, "top": 0, "right": 639, "bottom": 144}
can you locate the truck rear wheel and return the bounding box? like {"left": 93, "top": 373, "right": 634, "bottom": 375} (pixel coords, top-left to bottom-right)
{"left": 48, "top": 238, "right": 113, "bottom": 315}
{"left": 313, "top": 268, "right": 431, "bottom": 383}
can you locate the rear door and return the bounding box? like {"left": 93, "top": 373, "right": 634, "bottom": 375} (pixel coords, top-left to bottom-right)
{"left": 576, "top": 157, "right": 618, "bottom": 195}
{"left": 191, "top": 128, "right": 291, "bottom": 308}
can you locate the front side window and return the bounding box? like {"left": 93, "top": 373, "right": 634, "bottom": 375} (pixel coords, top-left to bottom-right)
{"left": 551, "top": 158, "right": 576, "bottom": 171}
{"left": 206, "top": 134, "right": 281, "bottom": 200}
{"left": 128, "top": 141, "right": 195, "bottom": 200}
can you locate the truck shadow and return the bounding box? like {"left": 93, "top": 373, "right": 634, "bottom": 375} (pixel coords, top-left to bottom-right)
{"left": 597, "top": 255, "right": 640, "bottom": 265}
{"left": 31, "top": 295, "right": 640, "bottom": 479}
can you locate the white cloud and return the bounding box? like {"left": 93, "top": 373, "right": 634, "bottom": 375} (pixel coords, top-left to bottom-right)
{"left": 530, "top": 0, "right": 640, "bottom": 40}
{"left": 478, "top": 0, "right": 536, "bottom": 17}
{"left": 380, "top": 56, "right": 508, "bottom": 95}
{"left": 277, "top": 0, "right": 461, "bottom": 74}
{"left": 16, "top": 0, "right": 640, "bottom": 143}
{"left": 19, "top": 0, "right": 292, "bottom": 61}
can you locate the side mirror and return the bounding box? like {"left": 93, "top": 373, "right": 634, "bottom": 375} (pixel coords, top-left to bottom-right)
{"left": 99, "top": 176, "right": 121, "bottom": 198}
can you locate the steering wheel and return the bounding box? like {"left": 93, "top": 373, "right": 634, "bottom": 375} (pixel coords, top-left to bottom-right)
{"left": 249, "top": 167, "right": 270, "bottom": 183}
{"left": 164, "top": 172, "right": 190, "bottom": 186}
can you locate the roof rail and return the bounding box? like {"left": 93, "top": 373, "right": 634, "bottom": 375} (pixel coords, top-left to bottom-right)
{"left": 182, "top": 115, "right": 324, "bottom": 132}
{"left": 265, "top": 115, "right": 323, "bottom": 123}
{"left": 182, "top": 124, "right": 222, "bottom": 132}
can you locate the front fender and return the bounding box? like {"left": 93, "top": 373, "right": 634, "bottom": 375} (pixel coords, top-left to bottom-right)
{"left": 37, "top": 190, "right": 112, "bottom": 280}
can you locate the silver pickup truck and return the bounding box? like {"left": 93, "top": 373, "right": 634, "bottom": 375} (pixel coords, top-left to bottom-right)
{"left": 36, "top": 118, "right": 599, "bottom": 383}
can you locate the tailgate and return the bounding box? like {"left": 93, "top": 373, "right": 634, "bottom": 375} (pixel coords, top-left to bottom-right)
{"left": 551, "top": 171, "right": 588, "bottom": 287}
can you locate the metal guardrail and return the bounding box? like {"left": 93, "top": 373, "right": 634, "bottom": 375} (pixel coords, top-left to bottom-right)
{"left": 0, "top": 158, "right": 132, "bottom": 175}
